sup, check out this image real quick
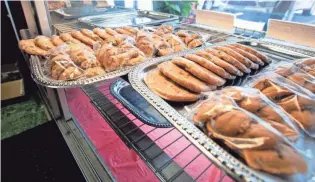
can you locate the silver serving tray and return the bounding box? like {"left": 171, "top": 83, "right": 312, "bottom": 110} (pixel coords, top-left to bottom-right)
{"left": 78, "top": 10, "right": 179, "bottom": 28}
{"left": 128, "top": 40, "right": 315, "bottom": 182}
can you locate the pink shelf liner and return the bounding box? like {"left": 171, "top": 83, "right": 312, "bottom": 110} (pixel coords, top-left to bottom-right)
{"left": 66, "top": 80, "right": 233, "bottom": 182}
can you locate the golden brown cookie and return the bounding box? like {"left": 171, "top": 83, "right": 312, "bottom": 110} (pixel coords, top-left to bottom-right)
{"left": 214, "top": 110, "right": 252, "bottom": 136}
{"left": 35, "top": 36, "right": 55, "bottom": 50}
{"left": 81, "top": 29, "right": 103, "bottom": 41}
{"left": 243, "top": 144, "right": 307, "bottom": 174}
{"left": 216, "top": 46, "right": 259, "bottom": 69}
{"left": 239, "top": 96, "right": 267, "bottom": 113}
{"left": 231, "top": 44, "right": 270, "bottom": 64}
{"left": 226, "top": 45, "right": 264, "bottom": 66}
{"left": 158, "top": 61, "right": 215, "bottom": 93}
{"left": 261, "top": 85, "right": 293, "bottom": 101}
{"left": 206, "top": 48, "right": 250, "bottom": 74}
{"left": 172, "top": 57, "right": 226, "bottom": 86}
{"left": 290, "top": 110, "right": 315, "bottom": 131}
{"left": 184, "top": 54, "right": 234, "bottom": 79}
{"left": 19, "top": 39, "right": 48, "bottom": 56}
{"left": 144, "top": 70, "right": 199, "bottom": 102}
{"left": 51, "top": 35, "right": 65, "bottom": 46}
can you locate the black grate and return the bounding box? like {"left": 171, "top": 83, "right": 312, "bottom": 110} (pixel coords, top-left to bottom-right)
{"left": 82, "top": 83, "right": 231, "bottom": 182}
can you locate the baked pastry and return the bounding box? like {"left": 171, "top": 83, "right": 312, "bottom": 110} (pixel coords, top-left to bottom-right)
{"left": 105, "top": 28, "right": 119, "bottom": 36}
{"left": 188, "top": 39, "right": 203, "bottom": 49}
{"left": 290, "top": 109, "right": 315, "bottom": 132}
{"left": 122, "top": 26, "right": 139, "bottom": 35}
{"left": 155, "top": 41, "right": 174, "bottom": 56}
{"left": 226, "top": 45, "right": 264, "bottom": 66}
{"left": 144, "top": 70, "right": 199, "bottom": 102}
{"left": 86, "top": 67, "right": 105, "bottom": 78}
{"left": 71, "top": 31, "right": 95, "bottom": 47}
{"left": 184, "top": 54, "right": 234, "bottom": 79}
{"left": 93, "top": 28, "right": 116, "bottom": 44}
{"left": 19, "top": 39, "right": 48, "bottom": 56}
{"left": 243, "top": 144, "right": 307, "bottom": 174}
{"left": 231, "top": 44, "right": 270, "bottom": 64}
{"left": 34, "top": 36, "right": 55, "bottom": 51}
{"left": 206, "top": 48, "right": 250, "bottom": 74}
{"left": 154, "top": 25, "right": 173, "bottom": 36}
{"left": 158, "top": 61, "right": 215, "bottom": 93}
{"left": 261, "top": 85, "right": 293, "bottom": 101}
{"left": 172, "top": 57, "right": 226, "bottom": 86}
{"left": 58, "top": 66, "right": 83, "bottom": 80}
{"left": 215, "top": 46, "right": 259, "bottom": 69}
{"left": 195, "top": 51, "right": 240, "bottom": 78}
{"left": 196, "top": 98, "right": 281, "bottom": 150}
{"left": 136, "top": 32, "right": 156, "bottom": 57}
{"left": 66, "top": 44, "right": 99, "bottom": 69}
{"left": 81, "top": 29, "right": 103, "bottom": 41}
{"left": 115, "top": 28, "right": 135, "bottom": 37}
{"left": 163, "top": 34, "right": 186, "bottom": 52}
{"left": 59, "top": 33, "right": 82, "bottom": 44}
{"left": 51, "top": 35, "right": 65, "bottom": 46}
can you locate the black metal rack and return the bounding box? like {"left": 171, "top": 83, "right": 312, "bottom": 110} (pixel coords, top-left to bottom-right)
{"left": 82, "top": 81, "right": 231, "bottom": 182}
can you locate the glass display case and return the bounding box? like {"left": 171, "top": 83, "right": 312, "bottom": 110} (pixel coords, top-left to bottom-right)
{"left": 17, "top": 1, "right": 315, "bottom": 181}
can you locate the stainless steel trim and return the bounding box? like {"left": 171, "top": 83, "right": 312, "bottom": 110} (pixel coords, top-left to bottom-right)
{"left": 57, "top": 89, "right": 71, "bottom": 121}
{"left": 34, "top": 1, "right": 52, "bottom": 36}
{"left": 21, "top": 1, "right": 39, "bottom": 37}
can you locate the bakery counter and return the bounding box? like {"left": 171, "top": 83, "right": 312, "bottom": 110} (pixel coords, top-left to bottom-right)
{"left": 64, "top": 78, "right": 234, "bottom": 182}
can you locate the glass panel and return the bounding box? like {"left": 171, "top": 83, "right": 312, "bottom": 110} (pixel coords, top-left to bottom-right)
{"left": 152, "top": 0, "right": 315, "bottom": 31}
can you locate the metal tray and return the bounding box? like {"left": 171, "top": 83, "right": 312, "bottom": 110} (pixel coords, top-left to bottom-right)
{"left": 78, "top": 10, "right": 179, "bottom": 28}
{"left": 110, "top": 79, "right": 172, "bottom": 128}
{"left": 30, "top": 23, "right": 245, "bottom": 88}
{"left": 53, "top": 6, "right": 134, "bottom": 19}
{"left": 128, "top": 40, "right": 315, "bottom": 182}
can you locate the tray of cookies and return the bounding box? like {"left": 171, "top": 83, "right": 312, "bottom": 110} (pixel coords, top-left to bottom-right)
{"left": 128, "top": 40, "right": 315, "bottom": 181}
{"left": 20, "top": 24, "right": 240, "bottom": 88}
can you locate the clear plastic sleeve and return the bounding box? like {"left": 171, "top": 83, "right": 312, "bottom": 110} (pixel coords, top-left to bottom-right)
{"left": 185, "top": 93, "right": 309, "bottom": 176}
{"left": 136, "top": 30, "right": 157, "bottom": 57}
{"left": 49, "top": 54, "right": 85, "bottom": 81}
{"left": 268, "top": 62, "right": 315, "bottom": 94}
{"left": 220, "top": 86, "right": 300, "bottom": 142}
{"left": 294, "top": 57, "right": 315, "bottom": 77}
{"left": 247, "top": 72, "right": 315, "bottom": 137}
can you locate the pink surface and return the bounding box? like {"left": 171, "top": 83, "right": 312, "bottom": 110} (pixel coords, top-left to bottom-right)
{"left": 66, "top": 80, "right": 233, "bottom": 182}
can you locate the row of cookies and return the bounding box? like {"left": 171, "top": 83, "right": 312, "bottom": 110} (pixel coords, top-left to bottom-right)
{"left": 192, "top": 93, "right": 307, "bottom": 175}
{"left": 251, "top": 71, "right": 315, "bottom": 136}
{"left": 145, "top": 44, "right": 269, "bottom": 102}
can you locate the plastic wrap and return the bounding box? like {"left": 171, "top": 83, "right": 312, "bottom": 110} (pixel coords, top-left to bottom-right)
{"left": 136, "top": 30, "right": 157, "bottom": 57}
{"left": 220, "top": 86, "right": 300, "bottom": 142}
{"left": 49, "top": 54, "right": 85, "bottom": 80}
{"left": 294, "top": 57, "right": 315, "bottom": 77}
{"left": 162, "top": 33, "right": 187, "bottom": 52}
{"left": 47, "top": 43, "right": 105, "bottom": 80}
{"left": 97, "top": 42, "right": 145, "bottom": 72}
{"left": 271, "top": 62, "right": 315, "bottom": 94}
{"left": 186, "top": 94, "right": 308, "bottom": 176}
{"left": 247, "top": 72, "right": 315, "bottom": 137}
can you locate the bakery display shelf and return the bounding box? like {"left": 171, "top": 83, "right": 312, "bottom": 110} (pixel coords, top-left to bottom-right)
{"left": 81, "top": 84, "right": 231, "bottom": 182}
{"left": 128, "top": 40, "right": 313, "bottom": 182}
{"left": 78, "top": 10, "right": 179, "bottom": 28}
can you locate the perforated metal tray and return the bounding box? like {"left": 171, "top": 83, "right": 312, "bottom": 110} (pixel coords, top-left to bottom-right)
{"left": 128, "top": 40, "right": 315, "bottom": 182}
{"left": 78, "top": 10, "right": 179, "bottom": 28}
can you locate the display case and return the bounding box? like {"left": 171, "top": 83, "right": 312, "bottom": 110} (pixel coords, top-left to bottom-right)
{"left": 18, "top": 1, "right": 315, "bottom": 182}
